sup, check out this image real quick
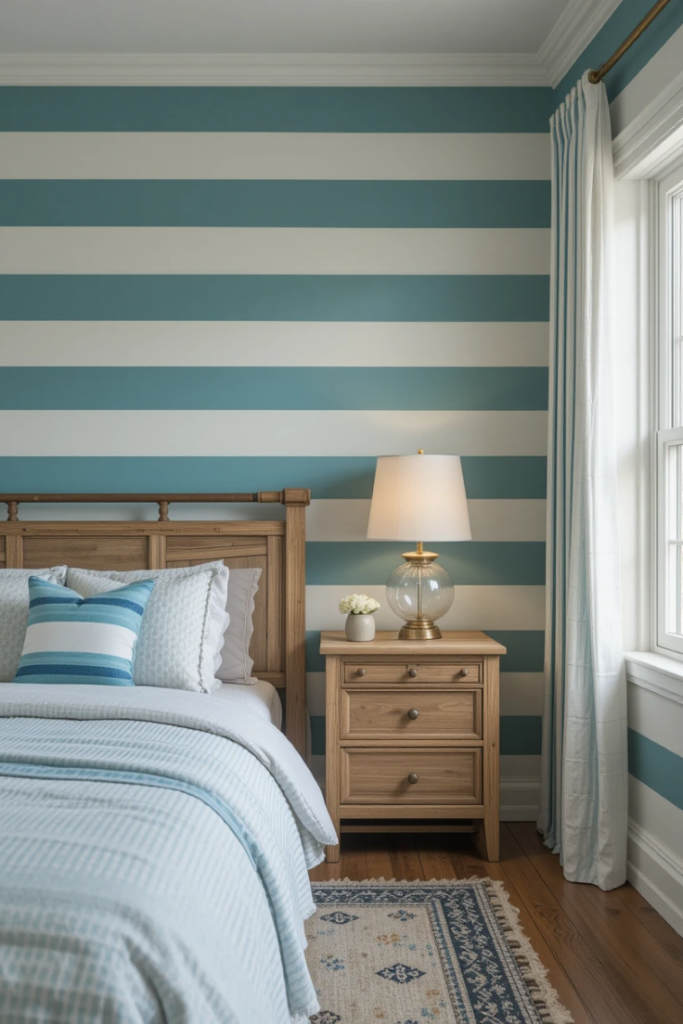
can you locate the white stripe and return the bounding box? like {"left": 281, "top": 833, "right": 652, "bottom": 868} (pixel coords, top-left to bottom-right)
{"left": 628, "top": 681, "right": 683, "bottom": 760}
{"left": 14, "top": 498, "right": 547, "bottom": 541}
{"left": 305, "top": 584, "right": 545, "bottom": 631}
{"left": 0, "top": 322, "right": 550, "bottom": 367}
{"left": 22, "top": 621, "right": 137, "bottom": 659}
{"left": 0, "top": 410, "right": 548, "bottom": 457}
{"left": 305, "top": 499, "right": 547, "bottom": 541}
{"left": 0, "top": 227, "right": 550, "bottom": 276}
{"left": 0, "top": 132, "right": 551, "bottom": 181}
{"left": 306, "top": 669, "right": 544, "bottom": 716}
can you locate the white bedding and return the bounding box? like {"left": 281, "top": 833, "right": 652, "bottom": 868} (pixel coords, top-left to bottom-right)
{"left": 215, "top": 677, "right": 283, "bottom": 728}
{"left": 0, "top": 682, "right": 335, "bottom": 1022}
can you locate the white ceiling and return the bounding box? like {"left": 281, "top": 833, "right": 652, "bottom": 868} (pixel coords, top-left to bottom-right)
{"left": 0, "top": 0, "right": 571, "bottom": 55}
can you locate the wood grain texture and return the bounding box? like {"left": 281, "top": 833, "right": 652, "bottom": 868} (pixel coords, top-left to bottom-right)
{"left": 309, "top": 830, "right": 683, "bottom": 1024}
{"left": 340, "top": 687, "right": 482, "bottom": 740}
{"left": 322, "top": 631, "right": 501, "bottom": 861}
{"left": 342, "top": 661, "right": 482, "bottom": 684}
{"left": 341, "top": 748, "right": 483, "bottom": 805}
{"left": 0, "top": 493, "right": 309, "bottom": 753}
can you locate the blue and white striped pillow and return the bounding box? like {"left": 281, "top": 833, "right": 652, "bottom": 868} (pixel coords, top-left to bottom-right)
{"left": 13, "top": 576, "right": 155, "bottom": 686}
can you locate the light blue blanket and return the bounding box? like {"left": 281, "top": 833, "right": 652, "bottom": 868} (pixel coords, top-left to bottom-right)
{"left": 0, "top": 685, "right": 337, "bottom": 1023}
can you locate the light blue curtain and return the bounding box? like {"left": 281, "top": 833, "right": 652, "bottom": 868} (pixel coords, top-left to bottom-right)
{"left": 538, "top": 72, "right": 628, "bottom": 891}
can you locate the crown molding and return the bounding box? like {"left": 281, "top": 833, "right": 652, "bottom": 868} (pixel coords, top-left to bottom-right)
{"left": 538, "top": 0, "right": 621, "bottom": 89}
{"left": 0, "top": 51, "right": 550, "bottom": 87}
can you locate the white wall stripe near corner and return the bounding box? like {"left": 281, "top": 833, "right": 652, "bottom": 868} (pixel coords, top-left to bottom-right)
{"left": 305, "top": 585, "right": 545, "bottom": 632}
{"left": 0, "top": 132, "right": 551, "bottom": 181}
{"left": 0, "top": 227, "right": 551, "bottom": 276}
{"left": 306, "top": 670, "right": 544, "bottom": 716}
{"left": 305, "top": 499, "right": 547, "bottom": 542}
{"left": 627, "top": 681, "right": 683, "bottom": 759}
{"left": 0, "top": 322, "right": 550, "bottom": 367}
{"left": 0, "top": 410, "right": 549, "bottom": 458}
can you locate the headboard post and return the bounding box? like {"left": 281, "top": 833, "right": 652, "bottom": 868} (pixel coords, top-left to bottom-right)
{"left": 282, "top": 489, "right": 311, "bottom": 758}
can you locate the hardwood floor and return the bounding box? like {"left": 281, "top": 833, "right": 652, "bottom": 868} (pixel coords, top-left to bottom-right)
{"left": 309, "top": 822, "right": 683, "bottom": 1024}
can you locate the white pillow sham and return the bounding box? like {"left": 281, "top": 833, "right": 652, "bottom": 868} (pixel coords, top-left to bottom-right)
{"left": 67, "top": 563, "right": 229, "bottom": 693}
{"left": 218, "top": 567, "right": 262, "bottom": 685}
{"left": 0, "top": 567, "right": 68, "bottom": 682}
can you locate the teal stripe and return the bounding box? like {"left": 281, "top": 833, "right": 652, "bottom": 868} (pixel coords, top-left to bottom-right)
{"left": 309, "top": 714, "right": 542, "bottom": 756}
{"left": 0, "top": 275, "right": 550, "bottom": 322}
{"left": 499, "top": 715, "right": 543, "bottom": 755}
{"left": 0, "top": 456, "right": 547, "bottom": 499}
{"left": 305, "top": 629, "right": 545, "bottom": 673}
{"left": 555, "top": 0, "right": 683, "bottom": 104}
{"left": 0, "top": 87, "right": 553, "bottom": 133}
{"left": 0, "top": 180, "right": 552, "bottom": 228}
{"left": 0, "top": 367, "right": 549, "bottom": 412}
{"left": 628, "top": 728, "right": 683, "bottom": 813}
{"left": 306, "top": 542, "right": 545, "bottom": 585}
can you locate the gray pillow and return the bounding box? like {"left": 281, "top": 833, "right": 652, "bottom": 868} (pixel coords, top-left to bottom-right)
{"left": 0, "top": 567, "right": 67, "bottom": 682}
{"left": 218, "top": 567, "right": 262, "bottom": 684}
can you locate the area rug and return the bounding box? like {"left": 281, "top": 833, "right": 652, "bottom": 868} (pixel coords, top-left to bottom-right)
{"left": 306, "top": 879, "right": 572, "bottom": 1024}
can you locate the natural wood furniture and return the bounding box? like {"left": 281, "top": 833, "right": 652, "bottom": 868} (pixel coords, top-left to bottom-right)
{"left": 321, "top": 630, "right": 506, "bottom": 863}
{"left": 0, "top": 490, "right": 309, "bottom": 756}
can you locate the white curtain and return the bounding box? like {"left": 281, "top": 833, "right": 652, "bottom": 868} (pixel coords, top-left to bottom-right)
{"left": 538, "top": 71, "right": 628, "bottom": 891}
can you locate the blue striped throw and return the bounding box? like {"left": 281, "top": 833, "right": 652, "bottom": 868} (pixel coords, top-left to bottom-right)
{"left": 13, "top": 576, "right": 155, "bottom": 686}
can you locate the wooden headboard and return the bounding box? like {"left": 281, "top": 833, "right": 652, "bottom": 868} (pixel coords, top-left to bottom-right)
{"left": 0, "top": 490, "right": 310, "bottom": 756}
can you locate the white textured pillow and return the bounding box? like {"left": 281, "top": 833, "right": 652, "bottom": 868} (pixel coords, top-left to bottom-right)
{"left": 218, "top": 567, "right": 262, "bottom": 685}
{"left": 67, "top": 563, "right": 229, "bottom": 693}
{"left": 0, "top": 567, "right": 68, "bottom": 682}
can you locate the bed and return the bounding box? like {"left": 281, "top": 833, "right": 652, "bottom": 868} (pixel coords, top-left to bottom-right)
{"left": 0, "top": 491, "right": 336, "bottom": 1023}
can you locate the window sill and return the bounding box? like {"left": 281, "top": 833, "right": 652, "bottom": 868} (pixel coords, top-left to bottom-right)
{"left": 625, "top": 652, "right": 683, "bottom": 706}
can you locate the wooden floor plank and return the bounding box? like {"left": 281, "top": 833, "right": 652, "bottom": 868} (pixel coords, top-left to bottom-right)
{"left": 363, "top": 834, "right": 394, "bottom": 880}
{"left": 617, "top": 882, "right": 683, "bottom": 966}
{"left": 387, "top": 833, "right": 423, "bottom": 881}
{"left": 510, "top": 822, "right": 683, "bottom": 1024}
{"left": 416, "top": 834, "right": 458, "bottom": 880}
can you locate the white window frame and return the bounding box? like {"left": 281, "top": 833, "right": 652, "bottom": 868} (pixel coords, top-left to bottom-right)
{"left": 655, "top": 166, "right": 683, "bottom": 656}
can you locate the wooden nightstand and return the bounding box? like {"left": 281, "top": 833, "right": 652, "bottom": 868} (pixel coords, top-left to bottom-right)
{"left": 320, "top": 630, "right": 506, "bottom": 864}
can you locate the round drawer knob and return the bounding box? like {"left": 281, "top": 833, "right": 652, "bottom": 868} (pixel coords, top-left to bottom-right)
{"left": 407, "top": 708, "right": 419, "bottom": 721}
{"left": 357, "top": 668, "right": 366, "bottom": 677}
{"left": 408, "top": 668, "right": 418, "bottom": 678}
{"left": 408, "top": 772, "right": 419, "bottom": 785}
{"left": 459, "top": 669, "right": 469, "bottom": 678}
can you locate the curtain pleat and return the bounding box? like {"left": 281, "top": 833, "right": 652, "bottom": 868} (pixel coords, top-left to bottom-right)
{"left": 538, "top": 72, "right": 628, "bottom": 891}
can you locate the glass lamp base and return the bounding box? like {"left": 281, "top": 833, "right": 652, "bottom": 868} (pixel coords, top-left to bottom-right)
{"left": 398, "top": 619, "right": 442, "bottom": 640}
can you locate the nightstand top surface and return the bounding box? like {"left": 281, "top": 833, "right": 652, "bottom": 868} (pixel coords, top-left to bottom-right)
{"left": 319, "top": 630, "right": 506, "bottom": 656}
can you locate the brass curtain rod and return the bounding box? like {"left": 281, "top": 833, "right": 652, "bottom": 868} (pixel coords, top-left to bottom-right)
{"left": 588, "top": 0, "right": 674, "bottom": 83}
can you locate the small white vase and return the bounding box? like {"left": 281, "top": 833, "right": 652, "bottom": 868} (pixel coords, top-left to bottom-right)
{"left": 345, "top": 613, "right": 376, "bottom": 642}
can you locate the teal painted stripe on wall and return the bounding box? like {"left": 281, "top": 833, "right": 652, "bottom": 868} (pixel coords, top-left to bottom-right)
{"left": 305, "top": 630, "right": 545, "bottom": 673}
{"left": 554, "top": 0, "right": 683, "bottom": 104}
{"left": 309, "top": 713, "right": 542, "bottom": 756}
{"left": 0, "top": 87, "right": 553, "bottom": 133}
{"left": 0, "top": 368, "right": 549, "bottom": 412}
{"left": 628, "top": 728, "right": 683, "bottom": 813}
{"left": 306, "top": 542, "right": 545, "bottom": 586}
{"left": 486, "top": 631, "right": 545, "bottom": 673}
{"left": 0, "top": 456, "right": 547, "bottom": 499}
{"left": 0, "top": 275, "right": 550, "bottom": 322}
{"left": 0, "top": 180, "right": 552, "bottom": 229}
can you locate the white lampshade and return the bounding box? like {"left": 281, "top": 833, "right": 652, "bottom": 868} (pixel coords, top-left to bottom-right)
{"left": 367, "top": 454, "right": 472, "bottom": 542}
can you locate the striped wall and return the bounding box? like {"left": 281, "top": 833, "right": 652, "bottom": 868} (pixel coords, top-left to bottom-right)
{"left": 0, "top": 86, "right": 551, "bottom": 800}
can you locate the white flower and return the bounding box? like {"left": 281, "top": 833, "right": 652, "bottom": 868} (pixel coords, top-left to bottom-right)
{"left": 339, "top": 593, "right": 381, "bottom": 616}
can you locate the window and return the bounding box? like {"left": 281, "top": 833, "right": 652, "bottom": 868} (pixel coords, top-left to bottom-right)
{"left": 657, "top": 171, "right": 683, "bottom": 655}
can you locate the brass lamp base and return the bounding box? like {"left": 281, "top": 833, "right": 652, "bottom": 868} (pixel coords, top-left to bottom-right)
{"left": 398, "top": 619, "right": 442, "bottom": 641}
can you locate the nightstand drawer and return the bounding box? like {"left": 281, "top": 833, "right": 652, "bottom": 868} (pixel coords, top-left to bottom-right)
{"left": 340, "top": 748, "right": 482, "bottom": 805}
{"left": 343, "top": 661, "right": 481, "bottom": 685}
{"left": 340, "top": 687, "right": 482, "bottom": 740}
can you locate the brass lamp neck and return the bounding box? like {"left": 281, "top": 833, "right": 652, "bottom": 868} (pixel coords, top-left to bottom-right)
{"left": 402, "top": 541, "right": 439, "bottom": 564}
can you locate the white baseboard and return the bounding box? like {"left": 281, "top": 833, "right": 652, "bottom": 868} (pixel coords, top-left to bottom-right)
{"left": 627, "top": 819, "right": 683, "bottom": 937}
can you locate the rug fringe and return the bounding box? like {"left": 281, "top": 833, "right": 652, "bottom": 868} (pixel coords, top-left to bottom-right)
{"left": 310, "top": 877, "right": 574, "bottom": 1024}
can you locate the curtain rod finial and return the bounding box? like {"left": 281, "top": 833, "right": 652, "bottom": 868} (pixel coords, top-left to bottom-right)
{"left": 588, "top": 69, "right": 601, "bottom": 84}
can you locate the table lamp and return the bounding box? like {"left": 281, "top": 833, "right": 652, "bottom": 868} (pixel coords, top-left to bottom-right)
{"left": 366, "top": 451, "right": 471, "bottom": 640}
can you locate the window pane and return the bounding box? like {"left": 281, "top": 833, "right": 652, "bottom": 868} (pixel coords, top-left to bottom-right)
{"left": 674, "top": 193, "right": 683, "bottom": 427}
